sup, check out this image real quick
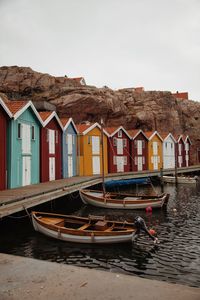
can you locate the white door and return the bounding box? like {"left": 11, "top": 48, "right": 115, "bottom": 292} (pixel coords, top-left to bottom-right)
{"left": 22, "top": 123, "right": 31, "bottom": 154}
{"left": 49, "top": 129, "right": 55, "bottom": 154}
{"left": 49, "top": 157, "right": 55, "bottom": 181}
{"left": 137, "top": 140, "right": 142, "bottom": 155}
{"left": 185, "top": 155, "right": 189, "bottom": 167}
{"left": 92, "top": 156, "right": 100, "bottom": 174}
{"left": 153, "top": 156, "right": 158, "bottom": 170}
{"left": 67, "top": 134, "right": 73, "bottom": 155}
{"left": 22, "top": 156, "right": 31, "bottom": 186}
{"left": 137, "top": 156, "right": 143, "bottom": 171}
{"left": 153, "top": 142, "right": 158, "bottom": 155}
{"left": 117, "top": 139, "right": 123, "bottom": 155}
{"left": 68, "top": 156, "right": 73, "bottom": 177}
{"left": 92, "top": 136, "right": 100, "bottom": 154}
{"left": 116, "top": 156, "right": 124, "bottom": 172}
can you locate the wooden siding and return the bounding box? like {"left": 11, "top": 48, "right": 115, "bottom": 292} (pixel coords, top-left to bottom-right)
{"left": 62, "top": 122, "right": 77, "bottom": 178}
{"left": 40, "top": 117, "right": 62, "bottom": 182}
{"left": 108, "top": 130, "right": 131, "bottom": 173}
{"left": 163, "top": 136, "right": 175, "bottom": 169}
{"left": 176, "top": 139, "right": 185, "bottom": 168}
{"left": 131, "top": 132, "right": 148, "bottom": 172}
{"left": 0, "top": 108, "right": 8, "bottom": 190}
{"left": 148, "top": 134, "right": 163, "bottom": 171}
{"left": 78, "top": 127, "right": 108, "bottom": 176}
{"left": 7, "top": 107, "right": 40, "bottom": 188}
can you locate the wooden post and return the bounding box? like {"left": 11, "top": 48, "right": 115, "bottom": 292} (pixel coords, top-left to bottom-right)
{"left": 160, "top": 166, "right": 164, "bottom": 193}
{"left": 100, "top": 118, "right": 106, "bottom": 197}
{"left": 175, "top": 142, "right": 178, "bottom": 185}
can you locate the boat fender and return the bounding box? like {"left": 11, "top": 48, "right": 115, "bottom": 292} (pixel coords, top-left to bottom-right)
{"left": 146, "top": 206, "right": 152, "bottom": 213}
{"left": 149, "top": 229, "right": 156, "bottom": 236}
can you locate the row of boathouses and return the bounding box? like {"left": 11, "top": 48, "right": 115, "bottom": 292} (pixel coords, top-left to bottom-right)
{"left": 0, "top": 97, "right": 192, "bottom": 191}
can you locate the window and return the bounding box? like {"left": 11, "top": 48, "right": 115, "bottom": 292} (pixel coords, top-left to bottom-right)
{"left": 17, "top": 123, "right": 21, "bottom": 139}
{"left": 113, "top": 156, "right": 117, "bottom": 165}
{"left": 123, "top": 139, "right": 127, "bottom": 147}
{"left": 31, "top": 125, "right": 35, "bottom": 140}
{"left": 88, "top": 136, "right": 91, "bottom": 144}
{"left": 118, "top": 130, "right": 122, "bottom": 137}
{"left": 113, "top": 137, "right": 117, "bottom": 146}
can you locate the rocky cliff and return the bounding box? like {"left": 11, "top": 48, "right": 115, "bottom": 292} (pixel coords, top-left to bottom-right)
{"left": 0, "top": 66, "right": 200, "bottom": 163}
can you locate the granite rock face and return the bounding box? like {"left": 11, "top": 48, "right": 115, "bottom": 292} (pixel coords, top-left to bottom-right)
{"left": 0, "top": 66, "right": 200, "bottom": 163}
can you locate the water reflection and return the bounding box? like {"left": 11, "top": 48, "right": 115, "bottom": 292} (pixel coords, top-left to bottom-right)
{"left": 0, "top": 183, "right": 200, "bottom": 287}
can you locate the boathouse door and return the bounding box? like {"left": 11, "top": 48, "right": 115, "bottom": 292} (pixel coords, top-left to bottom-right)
{"left": 92, "top": 156, "right": 100, "bottom": 174}
{"left": 117, "top": 156, "right": 124, "bottom": 172}
{"left": 137, "top": 156, "right": 143, "bottom": 171}
{"left": 22, "top": 123, "right": 31, "bottom": 186}
{"left": 68, "top": 156, "right": 73, "bottom": 177}
{"left": 49, "top": 157, "right": 55, "bottom": 181}
{"left": 22, "top": 156, "right": 31, "bottom": 186}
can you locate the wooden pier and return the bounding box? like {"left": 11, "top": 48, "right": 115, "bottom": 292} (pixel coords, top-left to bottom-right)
{"left": 0, "top": 165, "right": 200, "bottom": 218}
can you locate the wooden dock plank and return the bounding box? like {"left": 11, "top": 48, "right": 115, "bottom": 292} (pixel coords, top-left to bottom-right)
{"left": 0, "top": 165, "right": 200, "bottom": 218}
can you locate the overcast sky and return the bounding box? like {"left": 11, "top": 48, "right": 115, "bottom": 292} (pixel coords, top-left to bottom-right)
{"left": 0, "top": 0, "right": 200, "bottom": 100}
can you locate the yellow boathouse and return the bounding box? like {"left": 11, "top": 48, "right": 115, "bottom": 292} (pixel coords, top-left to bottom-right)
{"left": 145, "top": 131, "right": 163, "bottom": 171}
{"left": 76, "top": 122, "right": 108, "bottom": 176}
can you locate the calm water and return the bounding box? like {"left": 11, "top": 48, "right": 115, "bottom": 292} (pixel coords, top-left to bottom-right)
{"left": 0, "top": 183, "right": 200, "bottom": 288}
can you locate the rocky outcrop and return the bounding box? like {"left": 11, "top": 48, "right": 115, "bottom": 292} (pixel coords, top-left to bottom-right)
{"left": 0, "top": 66, "right": 200, "bottom": 163}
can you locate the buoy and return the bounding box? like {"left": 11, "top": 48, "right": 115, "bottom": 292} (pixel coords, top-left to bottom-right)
{"left": 149, "top": 228, "right": 156, "bottom": 236}
{"left": 173, "top": 208, "right": 177, "bottom": 212}
{"left": 146, "top": 206, "right": 152, "bottom": 213}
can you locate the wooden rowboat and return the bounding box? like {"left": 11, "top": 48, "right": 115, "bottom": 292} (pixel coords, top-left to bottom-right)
{"left": 79, "top": 190, "right": 169, "bottom": 209}
{"left": 162, "top": 175, "right": 198, "bottom": 184}
{"left": 32, "top": 211, "right": 136, "bottom": 244}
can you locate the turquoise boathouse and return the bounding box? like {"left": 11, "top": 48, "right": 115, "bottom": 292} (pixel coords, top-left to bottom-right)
{"left": 6, "top": 100, "right": 42, "bottom": 188}
{"left": 61, "top": 118, "right": 78, "bottom": 177}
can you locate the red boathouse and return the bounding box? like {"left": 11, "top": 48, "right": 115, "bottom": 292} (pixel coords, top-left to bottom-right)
{"left": 0, "top": 97, "right": 12, "bottom": 190}
{"left": 105, "top": 126, "right": 131, "bottom": 173}
{"left": 39, "top": 111, "right": 63, "bottom": 182}
{"left": 127, "top": 129, "right": 148, "bottom": 172}
{"left": 174, "top": 135, "right": 185, "bottom": 168}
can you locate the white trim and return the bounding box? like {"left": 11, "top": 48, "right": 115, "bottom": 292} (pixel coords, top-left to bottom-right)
{"left": 81, "top": 122, "right": 109, "bottom": 137}
{"left": 109, "top": 126, "right": 131, "bottom": 139}
{"left": 130, "top": 129, "right": 148, "bottom": 141}
{"left": 41, "top": 111, "right": 63, "bottom": 130}
{"left": 162, "top": 133, "right": 176, "bottom": 143}
{"left": 0, "top": 97, "right": 12, "bottom": 118}
{"left": 147, "top": 131, "right": 163, "bottom": 142}
{"left": 184, "top": 135, "right": 192, "bottom": 145}
{"left": 62, "top": 117, "right": 78, "bottom": 133}
{"left": 13, "top": 100, "right": 43, "bottom": 125}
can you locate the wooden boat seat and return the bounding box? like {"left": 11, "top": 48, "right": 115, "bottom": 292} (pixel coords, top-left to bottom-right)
{"left": 88, "top": 214, "right": 105, "bottom": 221}
{"left": 42, "top": 217, "right": 64, "bottom": 225}
{"left": 78, "top": 224, "right": 90, "bottom": 230}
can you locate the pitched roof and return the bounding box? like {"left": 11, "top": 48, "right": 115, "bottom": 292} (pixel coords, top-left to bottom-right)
{"left": 6, "top": 101, "right": 27, "bottom": 115}
{"left": 127, "top": 129, "right": 148, "bottom": 140}
{"left": 60, "top": 117, "right": 78, "bottom": 133}
{"left": 39, "top": 111, "right": 53, "bottom": 122}
{"left": 76, "top": 123, "right": 95, "bottom": 134}
{"left": 144, "top": 131, "right": 163, "bottom": 141}
{"left": 60, "top": 118, "right": 70, "bottom": 127}
{"left": 39, "top": 111, "right": 63, "bottom": 129}
{"left": 105, "top": 127, "right": 119, "bottom": 135}
{"left": 159, "top": 132, "right": 176, "bottom": 142}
